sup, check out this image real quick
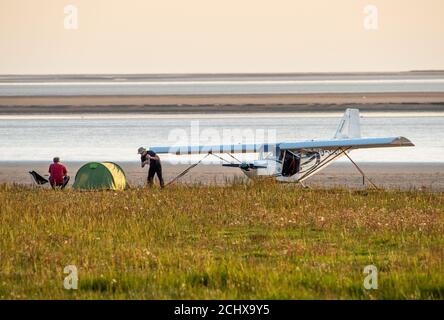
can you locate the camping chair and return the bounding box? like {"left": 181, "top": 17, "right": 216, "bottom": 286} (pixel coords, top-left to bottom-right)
{"left": 29, "top": 171, "right": 49, "bottom": 185}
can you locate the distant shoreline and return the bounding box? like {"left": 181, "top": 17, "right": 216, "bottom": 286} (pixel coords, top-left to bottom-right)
{"left": 1, "top": 92, "right": 444, "bottom": 114}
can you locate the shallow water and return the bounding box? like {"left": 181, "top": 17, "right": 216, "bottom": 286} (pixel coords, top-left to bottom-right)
{"left": 0, "top": 113, "right": 443, "bottom": 163}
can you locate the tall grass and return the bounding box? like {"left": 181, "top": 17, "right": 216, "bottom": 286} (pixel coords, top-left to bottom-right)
{"left": 0, "top": 182, "right": 442, "bottom": 299}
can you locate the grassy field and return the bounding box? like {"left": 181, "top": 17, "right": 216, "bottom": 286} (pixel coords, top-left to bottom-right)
{"left": 0, "top": 182, "right": 443, "bottom": 299}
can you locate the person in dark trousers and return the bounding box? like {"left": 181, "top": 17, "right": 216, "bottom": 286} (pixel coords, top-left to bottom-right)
{"left": 48, "top": 157, "right": 70, "bottom": 189}
{"left": 138, "top": 147, "right": 165, "bottom": 188}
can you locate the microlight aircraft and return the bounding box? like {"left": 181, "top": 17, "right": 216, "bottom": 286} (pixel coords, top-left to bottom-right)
{"left": 148, "top": 109, "right": 414, "bottom": 186}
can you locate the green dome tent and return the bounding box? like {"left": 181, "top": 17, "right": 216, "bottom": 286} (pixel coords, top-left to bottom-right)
{"left": 73, "top": 162, "right": 128, "bottom": 190}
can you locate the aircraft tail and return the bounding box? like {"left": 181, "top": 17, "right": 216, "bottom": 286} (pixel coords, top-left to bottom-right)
{"left": 334, "top": 108, "right": 361, "bottom": 139}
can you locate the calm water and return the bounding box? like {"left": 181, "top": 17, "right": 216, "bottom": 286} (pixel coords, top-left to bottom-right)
{"left": 1, "top": 74, "right": 444, "bottom": 96}
{"left": 0, "top": 114, "right": 443, "bottom": 163}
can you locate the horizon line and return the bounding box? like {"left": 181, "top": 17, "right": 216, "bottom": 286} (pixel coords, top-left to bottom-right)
{"left": 1, "top": 70, "right": 444, "bottom": 77}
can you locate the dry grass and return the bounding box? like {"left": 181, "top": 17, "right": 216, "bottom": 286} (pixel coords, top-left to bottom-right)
{"left": 0, "top": 181, "right": 443, "bottom": 299}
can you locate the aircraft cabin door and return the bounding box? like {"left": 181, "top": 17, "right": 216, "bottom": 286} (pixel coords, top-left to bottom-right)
{"left": 281, "top": 150, "right": 301, "bottom": 177}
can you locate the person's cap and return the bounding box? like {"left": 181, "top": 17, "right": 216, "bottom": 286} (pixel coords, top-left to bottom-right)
{"left": 137, "top": 147, "right": 146, "bottom": 154}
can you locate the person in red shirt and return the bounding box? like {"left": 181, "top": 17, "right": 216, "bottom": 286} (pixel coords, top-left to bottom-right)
{"left": 48, "top": 157, "right": 70, "bottom": 189}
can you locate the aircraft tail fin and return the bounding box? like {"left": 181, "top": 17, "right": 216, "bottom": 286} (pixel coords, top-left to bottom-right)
{"left": 334, "top": 108, "right": 361, "bottom": 139}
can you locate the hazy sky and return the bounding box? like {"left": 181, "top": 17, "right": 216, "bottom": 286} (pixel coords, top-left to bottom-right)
{"left": 1, "top": 0, "right": 443, "bottom": 74}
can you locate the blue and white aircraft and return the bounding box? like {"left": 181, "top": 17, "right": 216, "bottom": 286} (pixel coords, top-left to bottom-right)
{"left": 148, "top": 109, "right": 414, "bottom": 184}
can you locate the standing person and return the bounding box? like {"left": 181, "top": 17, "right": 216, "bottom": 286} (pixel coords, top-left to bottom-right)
{"left": 138, "top": 147, "right": 165, "bottom": 188}
{"left": 48, "top": 157, "right": 70, "bottom": 189}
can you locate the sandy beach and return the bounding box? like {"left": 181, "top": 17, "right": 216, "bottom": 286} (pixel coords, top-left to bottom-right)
{"left": 2, "top": 162, "right": 443, "bottom": 191}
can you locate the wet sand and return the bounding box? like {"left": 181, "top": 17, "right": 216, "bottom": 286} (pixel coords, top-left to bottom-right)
{"left": 1, "top": 93, "right": 444, "bottom": 114}
{"left": 2, "top": 162, "right": 443, "bottom": 191}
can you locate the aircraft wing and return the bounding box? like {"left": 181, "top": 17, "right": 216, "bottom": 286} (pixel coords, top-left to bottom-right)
{"left": 278, "top": 136, "right": 414, "bottom": 151}
{"left": 149, "top": 143, "right": 275, "bottom": 155}
{"left": 149, "top": 137, "right": 413, "bottom": 155}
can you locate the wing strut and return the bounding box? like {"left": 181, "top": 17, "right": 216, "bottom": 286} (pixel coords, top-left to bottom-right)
{"left": 226, "top": 153, "right": 242, "bottom": 163}
{"left": 165, "top": 153, "right": 211, "bottom": 187}
{"left": 297, "top": 147, "right": 351, "bottom": 183}
{"left": 341, "top": 148, "right": 379, "bottom": 189}
{"left": 164, "top": 152, "right": 239, "bottom": 186}
{"left": 296, "top": 147, "right": 379, "bottom": 189}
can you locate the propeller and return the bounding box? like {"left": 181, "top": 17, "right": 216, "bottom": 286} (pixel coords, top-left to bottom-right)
{"left": 222, "top": 162, "right": 268, "bottom": 171}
